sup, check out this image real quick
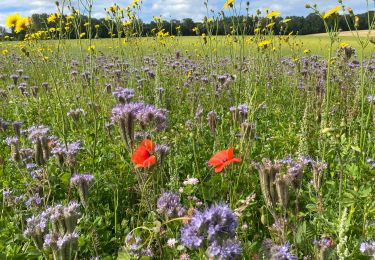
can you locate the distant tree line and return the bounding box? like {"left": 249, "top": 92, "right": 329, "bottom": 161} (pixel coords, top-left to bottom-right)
{"left": 2, "top": 11, "right": 374, "bottom": 40}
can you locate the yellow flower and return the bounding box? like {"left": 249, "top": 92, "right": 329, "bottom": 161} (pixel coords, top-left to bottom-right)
{"left": 207, "top": 18, "right": 214, "bottom": 23}
{"left": 153, "top": 16, "right": 162, "bottom": 21}
{"left": 176, "top": 25, "right": 181, "bottom": 30}
{"left": 282, "top": 18, "right": 292, "bottom": 23}
{"left": 87, "top": 45, "right": 95, "bottom": 52}
{"left": 254, "top": 28, "right": 261, "bottom": 33}
{"left": 84, "top": 22, "right": 90, "bottom": 27}
{"left": 95, "top": 24, "right": 100, "bottom": 29}
{"left": 339, "top": 42, "right": 349, "bottom": 48}
{"left": 304, "top": 49, "right": 311, "bottom": 54}
{"left": 258, "top": 39, "right": 272, "bottom": 48}
{"left": 15, "top": 17, "right": 31, "bottom": 33}
{"left": 6, "top": 13, "right": 21, "bottom": 28}
{"left": 2, "top": 50, "right": 9, "bottom": 55}
{"left": 49, "top": 28, "right": 56, "bottom": 33}
{"left": 108, "top": 5, "right": 117, "bottom": 13}
{"left": 80, "top": 32, "right": 86, "bottom": 38}
{"left": 124, "top": 21, "right": 132, "bottom": 27}
{"left": 266, "top": 11, "right": 281, "bottom": 18}
{"left": 47, "top": 13, "right": 58, "bottom": 23}
{"left": 223, "top": 0, "right": 235, "bottom": 9}
{"left": 323, "top": 5, "right": 342, "bottom": 19}
{"left": 266, "top": 22, "right": 275, "bottom": 28}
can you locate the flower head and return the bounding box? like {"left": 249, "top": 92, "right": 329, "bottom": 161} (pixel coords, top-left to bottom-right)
{"left": 6, "top": 13, "right": 21, "bottom": 28}
{"left": 208, "top": 148, "right": 241, "bottom": 173}
{"left": 267, "top": 11, "right": 281, "bottom": 18}
{"left": 131, "top": 139, "right": 157, "bottom": 169}
{"left": 323, "top": 5, "right": 342, "bottom": 19}
{"left": 223, "top": 0, "right": 235, "bottom": 9}
{"left": 157, "top": 192, "right": 186, "bottom": 218}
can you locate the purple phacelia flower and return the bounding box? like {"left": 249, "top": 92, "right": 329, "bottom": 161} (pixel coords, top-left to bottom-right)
{"left": 181, "top": 203, "right": 240, "bottom": 256}
{"left": 203, "top": 204, "right": 237, "bottom": 241}
{"left": 70, "top": 173, "right": 94, "bottom": 208}
{"left": 207, "top": 239, "right": 242, "bottom": 259}
{"left": 67, "top": 108, "right": 85, "bottom": 121}
{"left": 113, "top": 87, "right": 135, "bottom": 103}
{"left": 26, "top": 125, "right": 49, "bottom": 143}
{"left": 360, "top": 240, "right": 375, "bottom": 257}
{"left": 367, "top": 158, "right": 375, "bottom": 169}
{"left": 157, "top": 192, "right": 186, "bottom": 218}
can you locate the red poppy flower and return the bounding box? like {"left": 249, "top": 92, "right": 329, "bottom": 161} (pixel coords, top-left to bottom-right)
{"left": 208, "top": 148, "right": 241, "bottom": 173}
{"left": 131, "top": 139, "right": 156, "bottom": 169}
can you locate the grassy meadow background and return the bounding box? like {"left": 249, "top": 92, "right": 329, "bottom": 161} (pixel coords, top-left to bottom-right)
{"left": 0, "top": 1, "right": 375, "bottom": 260}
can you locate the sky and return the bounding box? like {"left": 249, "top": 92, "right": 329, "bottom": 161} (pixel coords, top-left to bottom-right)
{"left": 0, "top": 0, "right": 370, "bottom": 27}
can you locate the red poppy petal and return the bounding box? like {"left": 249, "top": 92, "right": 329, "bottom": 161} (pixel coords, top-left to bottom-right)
{"left": 131, "top": 146, "right": 150, "bottom": 164}
{"left": 227, "top": 148, "right": 234, "bottom": 160}
{"left": 229, "top": 157, "right": 241, "bottom": 163}
{"left": 208, "top": 150, "right": 229, "bottom": 167}
{"left": 214, "top": 163, "right": 227, "bottom": 173}
{"left": 142, "top": 155, "right": 156, "bottom": 168}
{"left": 141, "top": 139, "right": 155, "bottom": 153}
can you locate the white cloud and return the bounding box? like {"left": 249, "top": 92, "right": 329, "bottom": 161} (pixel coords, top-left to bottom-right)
{"left": 149, "top": 0, "right": 218, "bottom": 21}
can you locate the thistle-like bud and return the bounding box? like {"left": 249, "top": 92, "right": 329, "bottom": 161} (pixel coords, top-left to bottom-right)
{"left": 12, "top": 121, "right": 22, "bottom": 136}
{"left": 155, "top": 144, "right": 171, "bottom": 166}
{"left": 34, "top": 139, "right": 45, "bottom": 165}
{"left": 70, "top": 173, "right": 94, "bottom": 208}
{"left": 207, "top": 111, "right": 217, "bottom": 136}
{"left": 240, "top": 121, "right": 256, "bottom": 141}
{"left": 63, "top": 201, "right": 81, "bottom": 233}
{"left": 275, "top": 173, "right": 289, "bottom": 210}
{"left": 254, "top": 159, "right": 280, "bottom": 210}
{"left": 312, "top": 161, "right": 327, "bottom": 193}
{"left": 5, "top": 136, "right": 21, "bottom": 162}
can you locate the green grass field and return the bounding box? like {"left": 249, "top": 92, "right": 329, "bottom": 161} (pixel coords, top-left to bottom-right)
{"left": 1, "top": 10, "right": 375, "bottom": 260}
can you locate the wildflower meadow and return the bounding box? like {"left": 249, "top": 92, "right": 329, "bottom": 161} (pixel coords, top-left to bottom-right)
{"left": 0, "top": 0, "right": 374, "bottom": 259}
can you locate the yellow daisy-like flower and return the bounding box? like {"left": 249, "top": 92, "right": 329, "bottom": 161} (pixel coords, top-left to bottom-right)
{"left": 6, "top": 13, "right": 21, "bottom": 28}
{"left": 282, "top": 18, "right": 292, "bottom": 23}
{"left": 258, "top": 39, "right": 272, "bottom": 48}
{"left": 2, "top": 50, "right": 9, "bottom": 55}
{"left": 304, "top": 49, "right": 311, "bottom": 54}
{"left": 49, "top": 28, "right": 56, "bottom": 33}
{"left": 108, "top": 5, "right": 117, "bottom": 13}
{"left": 87, "top": 45, "right": 95, "bottom": 52}
{"left": 47, "top": 13, "right": 58, "bottom": 23}
{"left": 223, "top": 0, "right": 235, "bottom": 9}
{"left": 80, "top": 32, "right": 86, "bottom": 38}
{"left": 266, "top": 11, "right": 281, "bottom": 18}
{"left": 339, "top": 42, "right": 349, "bottom": 48}
{"left": 15, "top": 17, "right": 31, "bottom": 33}
{"left": 323, "top": 5, "right": 342, "bottom": 19}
